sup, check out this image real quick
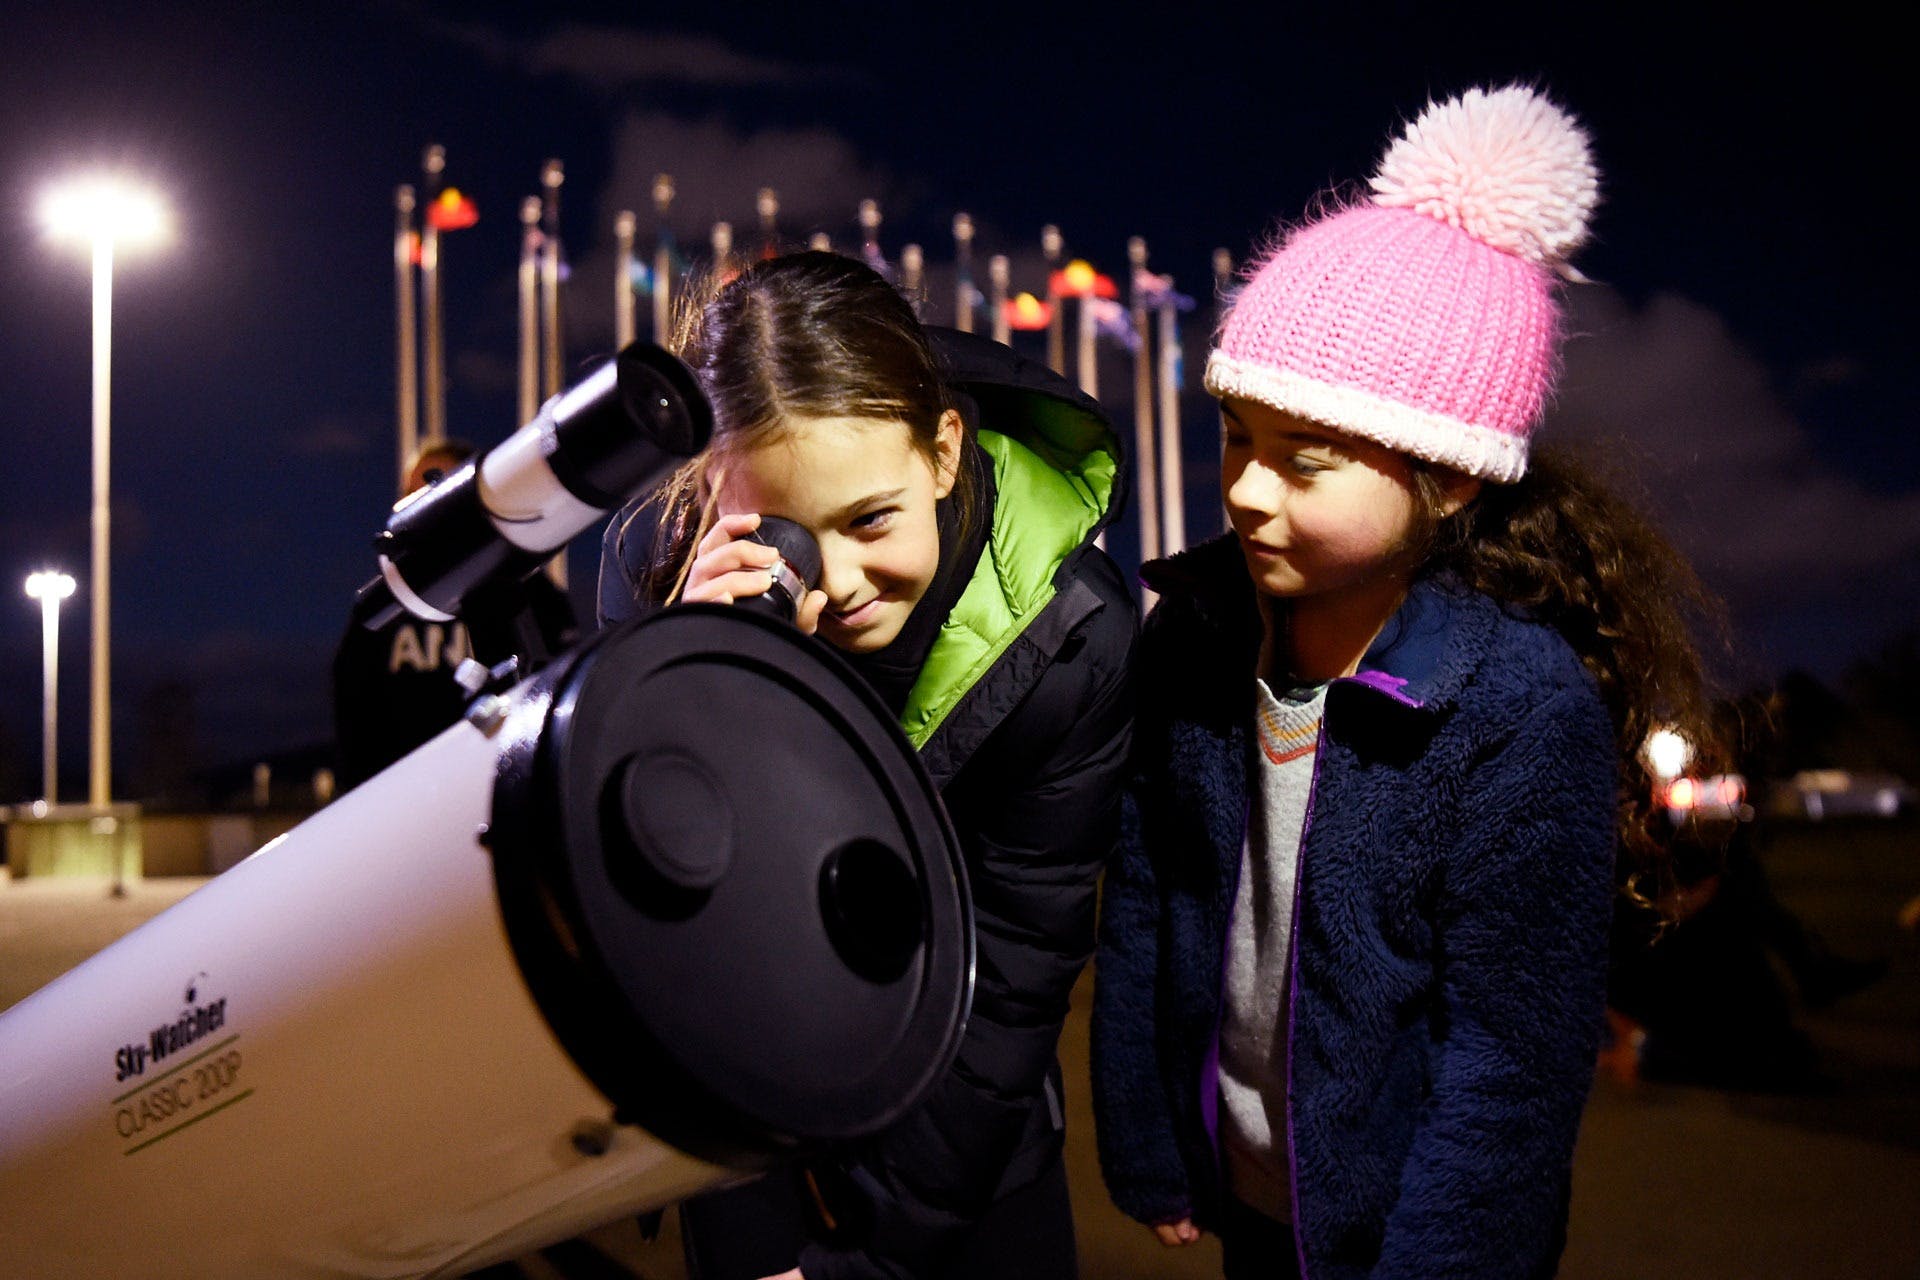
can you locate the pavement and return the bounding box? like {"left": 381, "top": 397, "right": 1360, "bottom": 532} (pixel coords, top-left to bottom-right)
{"left": 3, "top": 815, "right": 1917, "bottom": 1279}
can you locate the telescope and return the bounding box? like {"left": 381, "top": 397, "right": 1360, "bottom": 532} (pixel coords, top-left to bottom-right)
{"left": 0, "top": 347, "right": 974, "bottom": 1278}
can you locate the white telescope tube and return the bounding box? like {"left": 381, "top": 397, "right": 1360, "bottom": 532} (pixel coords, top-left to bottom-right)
{"left": 0, "top": 712, "right": 731, "bottom": 1279}
{"left": 0, "top": 608, "right": 972, "bottom": 1279}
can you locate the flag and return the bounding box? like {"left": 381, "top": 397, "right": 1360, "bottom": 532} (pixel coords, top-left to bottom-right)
{"left": 1168, "top": 308, "right": 1187, "bottom": 390}
{"left": 1050, "top": 259, "right": 1118, "bottom": 299}
{"left": 1133, "top": 267, "right": 1195, "bottom": 313}
{"left": 426, "top": 187, "right": 479, "bottom": 231}
{"left": 654, "top": 230, "right": 690, "bottom": 271}
{"left": 1004, "top": 292, "right": 1052, "bottom": 331}
{"left": 1088, "top": 297, "right": 1140, "bottom": 353}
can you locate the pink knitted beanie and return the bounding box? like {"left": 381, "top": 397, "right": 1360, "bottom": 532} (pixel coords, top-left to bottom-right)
{"left": 1204, "top": 85, "right": 1598, "bottom": 482}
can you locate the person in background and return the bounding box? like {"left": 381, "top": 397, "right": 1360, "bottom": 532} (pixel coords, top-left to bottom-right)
{"left": 1606, "top": 695, "right": 1887, "bottom": 1093}
{"left": 332, "top": 439, "right": 577, "bottom": 791}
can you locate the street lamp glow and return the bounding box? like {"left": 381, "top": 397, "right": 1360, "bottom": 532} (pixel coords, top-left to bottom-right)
{"left": 41, "top": 171, "right": 171, "bottom": 815}
{"left": 25, "top": 570, "right": 77, "bottom": 603}
{"left": 24, "top": 569, "right": 78, "bottom": 806}
{"left": 1644, "top": 727, "right": 1692, "bottom": 781}
{"left": 39, "top": 177, "right": 170, "bottom": 250}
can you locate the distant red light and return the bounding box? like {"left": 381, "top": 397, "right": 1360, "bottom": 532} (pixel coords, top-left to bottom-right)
{"left": 1004, "top": 292, "right": 1053, "bottom": 331}
{"left": 426, "top": 188, "right": 479, "bottom": 231}
{"left": 1048, "top": 260, "right": 1118, "bottom": 299}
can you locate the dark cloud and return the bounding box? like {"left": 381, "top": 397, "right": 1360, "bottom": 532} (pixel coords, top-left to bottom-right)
{"left": 1548, "top": 287, "right": 1920, "bottom": 622}
{"left": 601, "top": 110, "right": 897, "bottom": 234}
{"left": 559, "top": 109, "right": 902, "bottom": 354}
{"left": 431, "top": 20, "right": 852, "bottom": 93}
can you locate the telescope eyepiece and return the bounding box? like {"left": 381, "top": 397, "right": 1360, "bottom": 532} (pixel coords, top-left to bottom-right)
{"left": 737, "top": 517, "right": 822, "bottom": 624}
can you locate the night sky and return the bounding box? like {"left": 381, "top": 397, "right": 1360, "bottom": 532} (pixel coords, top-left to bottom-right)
{"left": 0, "top": 2, "right": 1912, "bottom": 792}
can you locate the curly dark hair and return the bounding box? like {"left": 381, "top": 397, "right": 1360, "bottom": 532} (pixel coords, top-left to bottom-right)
{"left": 1410, "top": 445, "right": 1730, "bottom": 918}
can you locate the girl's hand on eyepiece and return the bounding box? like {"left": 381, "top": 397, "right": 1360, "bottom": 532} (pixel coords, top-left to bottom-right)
{"left": 1152, "top": 1218, "right": 1202, "bottom": 1247}
{"left": 795, "top": 588, "right": 829, "bottom": 637}
{"left": 684, "top": 512, "right": 782, "bottom": 606}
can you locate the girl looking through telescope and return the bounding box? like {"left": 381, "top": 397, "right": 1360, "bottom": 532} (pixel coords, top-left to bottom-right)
{"left": 600, "top": 250, "right": 1136, "bottom": 1280}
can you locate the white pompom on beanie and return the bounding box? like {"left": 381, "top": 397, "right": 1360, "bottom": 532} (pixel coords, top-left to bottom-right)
{"left": 1204, "top": 85, "right": 1598, "bottom": 482}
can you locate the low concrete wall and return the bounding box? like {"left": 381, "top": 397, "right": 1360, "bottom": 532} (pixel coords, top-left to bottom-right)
{"left": 1, "top": 805, "right": 143, "bottom": 881}
{"left": 3, "top": 808, "right": 307, "bottom": 878}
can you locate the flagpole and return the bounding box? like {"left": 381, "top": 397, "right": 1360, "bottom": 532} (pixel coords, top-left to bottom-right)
{"left": 393, "top": 184, "right": 418, "bottom": 499}
{"left": 1213, "top": 247, "right": 1233, "bottom": 535}
{"left": 988, "top": 254, "right": 1010, "bottom": 345}
{"left": 1042, "top": 224, "right": 1064, "bottom": 374}
{"left": 901, "top": 244, "right": 924, "bottom": 317}
{"left": 757, "top": 187, "right": 779, "bottom": 260}
{"left": 540, "top": 160, "right": 564, "bottom": 403}
{"left": 1158, "top": 287, "right": 1186, "bottom": 556}
{"left": 952, "top": 213, "right": 974, "bottom": 333}
{"left": 1076, "top": 284, "right": 1097, "bottom": 401}
{"left": 651, "top": 174, "right": 674, "bottom": 344}
{"left": 614, "top": 210, "right": 636, "bottom": 349}
{"left": 858, "top": 200, "right": 882, "bottom": 275}
{"left": 517, "top": 196, "right": 540, "bottom": 428}
{"left": 420, "top": 145, "right": 446, "bottom": 447}
{"left": 540, "top": 159, "right": 567, "bottom": 591}
{"left": 1128, "top": 237, "right": 1161, "bottom": 579}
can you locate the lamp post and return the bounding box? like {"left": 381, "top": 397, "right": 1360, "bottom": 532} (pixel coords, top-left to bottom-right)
{"left": 39, "top": 176, "right": 169, "bottom": 817}
{"left": 24, "top": 571, "right": 76, "bottom": 807}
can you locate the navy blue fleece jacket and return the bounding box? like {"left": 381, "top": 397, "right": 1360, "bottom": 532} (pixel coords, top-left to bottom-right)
{"left": 1091, "top": 536, "right": 1616, "bottom": 1279}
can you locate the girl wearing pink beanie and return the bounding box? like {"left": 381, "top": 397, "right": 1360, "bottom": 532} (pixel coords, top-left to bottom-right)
{"left": 1091, "top": 86, "right": 1719, "bottom": 1278}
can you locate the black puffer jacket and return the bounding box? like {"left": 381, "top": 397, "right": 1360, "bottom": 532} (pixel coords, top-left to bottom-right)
{"left": 597, "top": 330, "right": 1136, "bottom": 1279}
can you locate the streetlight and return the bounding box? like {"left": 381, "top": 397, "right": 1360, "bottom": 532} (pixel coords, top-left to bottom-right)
{"left": 39, "top": 175, "right": 170, "bottom": 814}
{"left": 24, "top": 570, "right": 76, "bottom": 807}
{"left": 1644, "top": 726, "right": 1692, "bottom": 782}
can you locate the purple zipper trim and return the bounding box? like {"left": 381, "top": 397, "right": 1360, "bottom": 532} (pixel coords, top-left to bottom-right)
{"left": 1218, "top": 671, "right": 1408, "bottom": 1274}
{"left": 1348, "top": 669, "right": 1421, "bottom": 706}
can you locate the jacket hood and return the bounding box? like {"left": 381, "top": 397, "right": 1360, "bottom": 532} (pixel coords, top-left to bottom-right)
{"left": 929, "top": 326, "right": 1126, "bottom": 546}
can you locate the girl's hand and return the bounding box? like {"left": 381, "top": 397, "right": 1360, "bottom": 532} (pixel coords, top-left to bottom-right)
{"left": 1153, "top": 1218, "right": 1202, "bottom": 1246}
{"left": 683, "top": 513, "right": 783, "bottom": 607}
{"left": 794, "top": 588, "right": 829, "bottom": 637}
{"left": 682, "top": 513, "right": 831, "bottom": 636}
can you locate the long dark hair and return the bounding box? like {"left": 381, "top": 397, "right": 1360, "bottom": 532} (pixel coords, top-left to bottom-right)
{"left": 1410, "top": 446, "right": 1730, "bottom": 917}
{"left": 615, "top": 251, "right": 975, "bottom": 603}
